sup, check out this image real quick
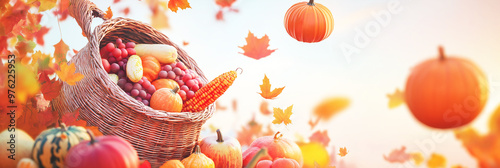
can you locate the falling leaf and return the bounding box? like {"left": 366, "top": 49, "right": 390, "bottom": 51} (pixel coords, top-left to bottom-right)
{"left": 237, "top": 127, "right": 253, "bottom": 146}
{"left": 113, "top": 0, "right": 121, "bottom": 3}
{"left": 53, "top": 39, "right": 69, "bottom": 64}
{"left": 427, "top": 153, "right": 446, "bottom": 168}
{"left": 258, "top": 75, "right": 285, "bottom": 99}
{"left": 215, "top": 0, "right": 236, "bottom": 8}
{"left": 338, "top": 147, "right": 348, "bottom": 157}
{"left": 60, "top": 109, "right": 103, "bottom": 136}
{"left": 121, "top": 7, "right": 130, "bottom": 16}
{"left": 53, "top": 0, "right": 69, "bottom": 21}
{"left": 72, "top": 49, "right": 78, "bottom": 54}
{"left": 183, "top": 41, "right": 189, "bottom": 46}
{"left": 410, "top": 152, "right": 424, "bottom": 166}
{"left": 383, "top": 146, "right": 411, "bottom": 163}
{"left": 237, "top": 114, "right": 263, "bottom": 146}
{"left": 168, "top": 0, "right": 191, "bottom": 13}
{"left": 300, "top": 142, "right": 330, "bottom": 168}
{"left": 16, "top": 63, "right": 40, "bottom": 103}
{"left": 104, "top": 6, "right": 113, "bottom": 19}
{"left": 387, "top": 88, "right": 405, "bottom": 109}
{"left": 239, "top": 31, "right": 276, "bottom": 60}
{"left": 216, "top": 10, "right": 223, "bottom": 21}
{"left": 0, "top": 1, "right": 30, "bottom": 36}
{"left": 39, "top": 69, "right": 62, "bottom": 101}
{"left": 272, "top": 105, "right": 293, "bottom": 125}
{"left": 309, "top": 130, "right": 330, "bottom": 147}
{"left": 151, "top": 8, "right": 170, "bottom": 29}
{"left": 215, "top": 101, "right": 227, "bottom": 111}
{"left": 33, "top": 26, "right": 50, "bottom": 46}
{"left": 314, "top": 97, "right": 350, "bottom": 121}
{"left": 31, "top": 0, "right": 57, "bottom": 12}
{"left": 56, "top": 62, "right": 84, "bottom": 85}
{"left": 232, "top": 98, "right": 237, "bottom": 112}
{"left": 260, "top": 101, "right": 272, "bottom": 115}
{"left": 309, "top": 117, "right": 320, "bottom": 130}
{"left": 15, "top": 35, "right": 36, "bottom": 60}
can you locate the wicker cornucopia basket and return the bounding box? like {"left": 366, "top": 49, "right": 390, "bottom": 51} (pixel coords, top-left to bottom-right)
{"left": 51, "top": 0, "right": 214, "bottom": 167}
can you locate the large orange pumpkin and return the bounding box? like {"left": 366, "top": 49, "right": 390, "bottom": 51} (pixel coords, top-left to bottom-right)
{"left": 284, "top": 0, "right": 334, "bottom": 43}
{"left": 141, "top": 56, "right": 161, "bottom": 82}
{"left": 405, "top": 46, "right": 489, "bottom": 129}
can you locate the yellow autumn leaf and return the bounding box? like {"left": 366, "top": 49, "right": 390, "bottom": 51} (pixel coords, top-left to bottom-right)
{"left": 28, "top": 0, "right": 57, "bottom": 12}
{"left": 338, "top": 147, "right": 348, "bottom": 157}
{"left": 410, "top": 152, "right": 424, "bottom": 166}
{"left": 168, "top": 0, "right": 191, "bottom": 13}
{"left": 314, "top": 97, "right": 350, "bottom": 120}
{"left": 272, "top": 105, "right": 293, "bottom": 125}
{"left": 387, "top": 88, "right": 405, "bottom": 109}
{"left": 427, "top": 153, "right": 446, "bottom": 168}
{"left": 56, "top": 62, "right": 84, "bottom": 85}
{"left": 259, "top": 74, "right": 285, "bottom": 99}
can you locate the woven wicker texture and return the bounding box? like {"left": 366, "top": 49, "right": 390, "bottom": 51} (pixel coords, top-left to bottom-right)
{"left": 51, "top": 0, "right": 214, "bottom": 167}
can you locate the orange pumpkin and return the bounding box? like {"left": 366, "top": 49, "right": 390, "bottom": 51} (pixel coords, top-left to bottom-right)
{"left": 152, "top": 79, "right": 179, "bottom": 90}
{"left": 150, "top": 87, "right": 183, "bottom": 112}
{"left": 405, "top": 46, "right": 489, "bottom": 129}
{"left": 160, "top": 160, "right": 184, "bottom": 168}
{"left": 141, "top": 56, "right": 161, "bottom": 82}
{"left": 284, "top": 0, "right": 334, "bottom": 43}
{"left": 181, "top": 145, "right": 215, "bottom": 168}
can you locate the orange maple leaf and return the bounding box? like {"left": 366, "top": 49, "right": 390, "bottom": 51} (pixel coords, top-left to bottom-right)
{"left": 183, "top": 41, "right": 189, "bottom": 46}
{"left": 0, "top": 1, "right": 30, "bottom": 36}
{"left": 258, "top": 75, "right": 284, "bottom": 99}
{"left": 168, "top": 0, "right": 191, "bottom": 13}
{"left": 427, "top": 153, "right": 447, "bottom": 168}
{"left": 104, "top": 6, "right": 113, "bottom": 19}
{"left": 52, "top": 0, "right": 69, "bottom": 21}
{"left": 55, "top": 62, "right": 84, "bottom": 85}
{"left": 260, "top": 101, "right": 271, "bottom": 115}
{"left": 15, "top": 35, "right": 36, "bottom": 60}
{"left": 239, "top": 31, "right": 276, "bottom": 60}
{"left": 338, "top": 147, "right": 348, "bottom": 157}
{"left": 314, "top": 97, "right": 350, "bottom": 120}
{"left": 216, "top": 10, "right": 223, "bottom": 21}
{"left": 53, "top": 39, "right": 69, "bottom": 64}
{"left": 309, "top": 130, "right": 330, "bottom": 147}
{"left": 216, "top": 0, "right": 236, "bottom": 8}
{"left": 387, "top": 88, "right": 405, "bottom": 109}
{"left": 33, "top": 26, "right": 50, "bottom": 46}
{"left": 237, "top": 114, "right": 263, "bottom": 146}
{"left": 60, "top": 109, "right": 103, "bottom": 136}
{"left": 383, "top": 146, "right": 411, "bottom": 163}
{"left": 272, "top": 105, "right": 293, "bottom": 125}
{"left": 308, "top": 117, "right": 320, "bottom": 130}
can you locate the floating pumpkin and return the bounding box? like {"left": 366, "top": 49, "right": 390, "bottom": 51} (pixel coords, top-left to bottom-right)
{"left": 150, "top": 87, "right": 183, "bottom": 112}
{"left": 405, "top": 46, "right": 489, "bottom": 129}
{"left": 32, "top": 123, "right": 89, "bottom": 168}
{"left": 242, "top": 132, "right": 303, "bottom": 167}
{"left": 181, "top": 145, "right": 215, "bottom": 168}
{"left": 284, "top": 0, "right": 334, "bottom": 43}
{"left": 0, "top": 129, "right": 34, "bottom": 168}
{"left": 64, "top": 129, "right": 139, "bottom": 168}
{"left": 200, "top": 129, "right": 242, "bottom": 168}
{"left": 17, "top": 158, "right": 38, "bottom": 168}
{"left": 141, "top": 56, "right": 161, "bottom": 82}
{"left": 152, "top": 79, "right": 179, "bottom": 91}
{"left": 256, "top": 158, "right": 300, "bottom": 168}
{"left": 160, "top": 160, "right": 185, "bottom": 168}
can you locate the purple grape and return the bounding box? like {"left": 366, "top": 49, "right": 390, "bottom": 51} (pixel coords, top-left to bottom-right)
{"left": 147, "top": 85, "right": 156, "bottom": 94}
{"left": 167, "top": 71, "right": 176, "bottom": 79}
{"left": 122, "top": 58, "right": 128, "bottom": 63}
{"left": 137, "top": 78, "right": 144, "bottom": 85}
{"left": 108, "top": 57, "right": 117, "bottom": 64}
{"left": 142, "top": 100, "right": 149, "bottom": 106}
{"left": 136, "top": 97, "right": 142, "bottom": 102}
{"left": 110, "top": 63, "right": 120, "bottom": 73}
{"left": 116, "top": 38, "right": 123, "bottom": 45}
{"left": 186, "top": 80, "right": 196, "bottom": 89}
{"left": 124, "top": 83, "right": 133, "bottom": 92}
{"left": 179, "top": 71, "right": 185, "bottom": 76}
{"left": 186, "top": 91, "right": 195, "bottom": 99}
{"left": 118, "top": 79, "right": 127, "bottom": 87}
{"left": 191, "top": 84, "right": 199, "bottom": 92}
{"left": 126, "top": 42, "right": 136, "bottom": 48}
{"left": 121, "top": 63, "right": 127, "bottom": 70}
{"left": 133, "top": 83, "right": 142, "bottom": 90}
{"left": 158, "top": 71, "right": 168, "bottom": 79}
{"left": 176, "top": 62, "right": 187, "bottom": 70}
{"left": 131, "top": 89, "right": 139, "bottom": 97}
{"left": 177, "top": 80, "right": 184, "bottom": 86}
{"left": 180, "top": 85, "right": 189, "bottom": 92}
{"left": 118, "top": 43, "right": 126, "bottom": 49}
{"left": 179, "top": 90, "right": 186, "bottom": 101}
{"left": 173, "top": 67, "right": 182, "bottom": 75}
{"left": 118, "top": 61, "right": 125, "bottom": 67}
{"left": 117, "top": 70, "right": 126, "bottom": 78}
{"left": 145, "top": 94, "right": 152, "bottom": 100}
{"left": 139, "top": 90, "right": 147, "bottom": 99}
{"left": 142, "top": 80, "right": 151, "bottom": 90}
{"left": 182, "top": 74, "right": 192, "bottom": 82}
{"left": 163, "top": 65, "right": 172, "bottom": 71}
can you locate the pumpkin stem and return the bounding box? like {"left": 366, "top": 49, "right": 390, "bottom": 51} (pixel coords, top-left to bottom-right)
{"left": 438, "top": 46, "right": 445, "bottom": 60}
{"left": 172, "top": 86, "right": 179, "bottom": 94}
{"left": 274, "top": 131, "right": 283, "bottom": 140}
{"left": 216, "top": 129, "right": 224, "bottom": 143}
{"left": 60, "top": 122, "right": 67, "bottom": 132}
{"left": 194, "top": 145, "right": 201, "bottom": 154}
{"left": 87, "top": 129, "right": 96, "bottom": 145}
{"left": 308, "top": 0, "right": 315, "bottom": 6}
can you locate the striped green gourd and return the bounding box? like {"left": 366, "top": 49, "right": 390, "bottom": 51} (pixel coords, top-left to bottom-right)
{"left": 32, "top": 123, "right": 90, "bottom": 168}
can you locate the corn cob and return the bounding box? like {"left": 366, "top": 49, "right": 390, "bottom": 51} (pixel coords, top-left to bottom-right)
{"left": 182, "top": 69, "right": 239, "bottom": 112}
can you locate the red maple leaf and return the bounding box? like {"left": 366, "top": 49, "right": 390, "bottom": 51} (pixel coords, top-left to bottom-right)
{"left": 53, "top": 0, "right": 69, "bottom": 21}
{"left": 0, "top": 1, "right": 30, "bottom": 36}
{"left": 39, "top": 69, "right": 62, "bottom": 101}
{"left": 216, "top": 0, "right": 236, "bottom": 8}
{"left": 239, "top": 31, "right": 276, "bottom": 60}
{"left": 17, "top": 96, "right": 58, "bottom": 138}
{"left": 216, "top": 10, "right": 223, "bottom": 21}
{"left": 33, "top": 26, "right": 50, "bottom": 46}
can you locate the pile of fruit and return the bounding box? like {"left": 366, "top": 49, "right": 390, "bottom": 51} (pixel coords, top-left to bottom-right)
{"left": 100, "top": 38, "right": 220, "bottom": 112}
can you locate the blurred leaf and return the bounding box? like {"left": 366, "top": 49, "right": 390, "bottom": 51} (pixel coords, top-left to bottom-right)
{"left": 239, "top": 31, "right": 276, "bottom": 60}
{"left": 121, "top": 7, "right": 130, "bottom": 16}
{"left": 309, "top": 117, "right": 320, "bottom": 130}
{"left": 33, "top": 26, "right": 50, "bottom": 46}
{"left": 260, "top": 101, "right": 271, "bottom": 115}
{"left": 237, "top": 114, "right": 262, "bottom": 146}
{"left": 17, "top": 96, "right": 58, "bottom": 138}
{"left": 168, "top": 0, "right": 191, "bottom": 13}
{"left": 427, "top": 153, "right": 446, "bottom": 168}
{"left": 383, "top": 146, "right": 410, "bottom": 163}
{"left": 53, "top": 39, "right": 68, "bottom": 64}
{"left": 299, "top": 142, "right": 330, "bottom": 168}
{"left": 232, "top": 98, "right": 237, "bottom": 112}
{"left": 309, "top": 130, "right": 330, "bottom": 147}
{"left": 183, "top": 41, "right": 189, "bottom": 46}
{"left": 0, "top": 1, "right": 30, "bottom": 36}
{"left": 451, "top": 165, "right": 466, "bottom": 168}
{"left": 338, "top": 147, "right": 348, "bottom": 157}
{"left": 32, "top": 0, "right": 57, "bottom": 12}
{"left": 61, "top": 109, "right": 103, "bottom": 136}
{"left": 56, "top": 62, "right": 84, "bottom": 85}
{"left": 17, "top": 63, "right": 40, "bottom": 103}
{"left": 215, "top": 101, "right": 227, "bottom": 111}
{"left": 272, "top": 105, "right": 293, "bottom": 125}
{"left": 216, "top": 0, "right": 236, "bottom": 8}
{"left": 15, "top": 35, "right": 36, "bottom": 60}
{"left": 387, "top": 88, "right": 405, "bottom": 109}
{"left": 314, "top": 97, "right": 350, "bottom": 120}
{"left": 258, "top": 74, "right": 284, "bottom": 99}
{"left": 151, "top": 8, "right": 170, "bottom": 29}
{"left": 52, "top": 0, "right": 69, "bottom": 21}
{"left": 410, "top": 152, "right": 424, "bottom": 166}
{"left": 216, "top": 9, "right": 223, "bottom": 21}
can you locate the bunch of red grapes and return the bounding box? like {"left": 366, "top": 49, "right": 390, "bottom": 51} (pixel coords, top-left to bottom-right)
{"left": 100, "top": 38, "right": 204, "bottom": 106}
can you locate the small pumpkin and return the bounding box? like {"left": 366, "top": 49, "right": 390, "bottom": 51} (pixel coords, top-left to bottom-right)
{"left": 64, "top": 129, "right": 139, "bottom": 168}
{"left": 200, "top": 129, "right": 242, "bottom": 168}
{"left": 141, "top": 56, "right": 161, "bottom": 82}
{"left": 181, "top": 145, "right": 215, "bottom": 168}
{"left": 256, "top": 158, "right": 300, "bottom": 168}
{"left": 405, "top": 46, "right": 489, "bottom": 129}
{"left": 17, "top": 158, "right": 39, "bottom": 168}
{"left": 151, "top": 87, "right": 183, "bottom": 112}
{"left": 242, "top": 132, "right": 303, "bottom": 167}
{"left": 284, "top": 0, "right": 334, "bottom": 43}
{"left": 152, "top": 79, "right": 179, "bottom": 91}
{"left": 0, "top": 129, "right": 34, "bottom": 168}
{"left": 32, "top": 123, "right": 90, "bottom": 168}
{"left": 160, "top": 160, "right": 185, "bottom": 168}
